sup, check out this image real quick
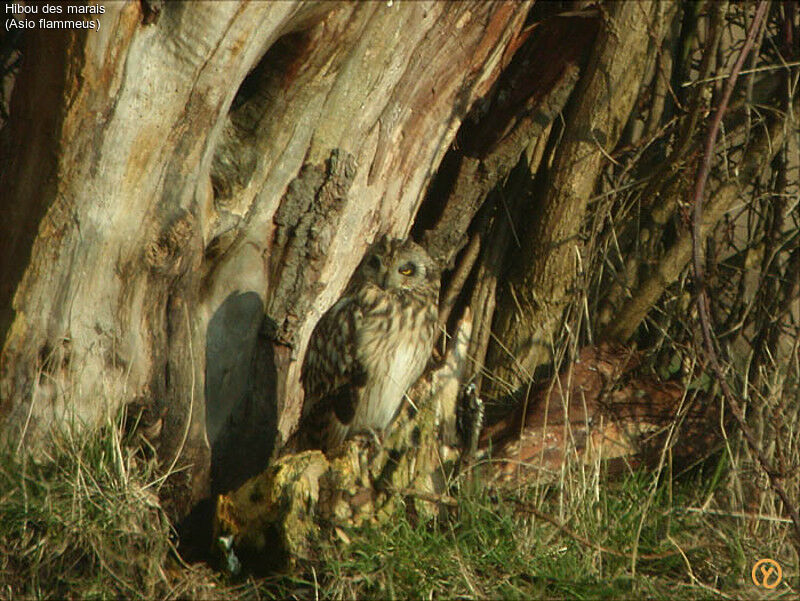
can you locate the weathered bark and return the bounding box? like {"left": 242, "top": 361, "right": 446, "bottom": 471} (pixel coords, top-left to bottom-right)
{"left": 0, "top": 0, "right": 530, "bottom": 514}
{"left": 484, "top": 1, "right": 667, "bottom": 399}
{"left": 421, "top": 13, "right": 599, "bottom": 268}
{"left": 2, "top": 1, "right": 324, "bottom": 508}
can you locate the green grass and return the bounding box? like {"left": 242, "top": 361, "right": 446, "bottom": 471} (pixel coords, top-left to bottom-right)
{"left": 1, "top": 423, "right": 797, "bottom": 600}
{"left": 0, "top": 422, "right": 175, "bottom": 600}
{"left": 263, "top": 461, "right": 798, "bottom": 599}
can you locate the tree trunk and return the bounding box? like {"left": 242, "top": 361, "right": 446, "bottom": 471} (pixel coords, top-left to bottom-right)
{"left": 0, "top": 0, "right": 530, "bottom": 514}
{"left": 3, "top": 1, "right": 797, "bottom": 538}
{"left": 484, "top": 0, "right": 669, "bottom": 399}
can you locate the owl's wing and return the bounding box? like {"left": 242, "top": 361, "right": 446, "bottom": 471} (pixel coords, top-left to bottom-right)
{"left": 297, "top": 297, "right": 366, "bottom": 450}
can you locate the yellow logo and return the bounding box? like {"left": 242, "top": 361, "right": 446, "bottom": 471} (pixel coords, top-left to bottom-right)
{"left": 751, "top": 558, "right": 782, "bottom": 589}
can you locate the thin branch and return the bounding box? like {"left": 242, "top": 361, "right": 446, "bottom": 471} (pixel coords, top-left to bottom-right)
{"left": 681, "top": 60, "right": 800, "bottom": 87}
{"left": 438, "top": 229, "right": 482, "bottom": 332}
{"left": 511, "top": 498, "right": 705, "bottom": 561}
{"left": 690, "top": 0, "right": 800, "bottom": 549}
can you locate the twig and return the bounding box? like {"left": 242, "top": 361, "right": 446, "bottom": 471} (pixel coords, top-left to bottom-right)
{"left": 681, "top": 506, "right": 794, "bottom": 524}
{"left": 511, "top": 498, "right": 698, "bottom": 561}
{"left": 681, "top": 60, "right": 800, "bottom": 86}
{"left": 438, "top": 230, "right": 482, "bottom": 331}
{"left": 689, "top": 0, "right": 800, "bottom": 549}
{"left": 393, "top": 487, "right": 458, "bottom": 507}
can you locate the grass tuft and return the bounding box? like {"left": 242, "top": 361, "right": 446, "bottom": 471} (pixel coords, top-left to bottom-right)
{"left": 1, "top": 419, "right": 797, "bottom": 599}
{"left": 0, "top": 420, "right": 172, "bottom": 600}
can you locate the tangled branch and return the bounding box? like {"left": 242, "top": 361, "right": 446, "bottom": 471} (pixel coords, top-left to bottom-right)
{"left": 690, "top": 0, "right": 800, "bottom": 549}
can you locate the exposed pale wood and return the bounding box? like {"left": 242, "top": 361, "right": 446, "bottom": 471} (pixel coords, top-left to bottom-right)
{"left": 0, "top": 1, "right": 530, "bottom": 516}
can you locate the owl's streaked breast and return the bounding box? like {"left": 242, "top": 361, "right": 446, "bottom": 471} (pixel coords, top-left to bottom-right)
{"left": 295, "top": 237, "right": 440, "bottom": 455}
{"left": 353, "top": 285, "right": 436, "bottom": 430}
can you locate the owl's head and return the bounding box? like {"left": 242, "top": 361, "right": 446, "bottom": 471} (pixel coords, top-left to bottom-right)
{"left": 359, "top": 236, "right": 439, "bottom": 293}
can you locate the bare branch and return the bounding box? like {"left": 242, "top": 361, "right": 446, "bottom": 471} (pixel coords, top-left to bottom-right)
{"left": 689, "top": 0, "right": 800, "bottom": 549}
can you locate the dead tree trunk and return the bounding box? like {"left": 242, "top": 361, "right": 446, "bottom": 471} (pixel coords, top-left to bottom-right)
{"left": 0, "top": 0, "right": 530, "bottom": 514}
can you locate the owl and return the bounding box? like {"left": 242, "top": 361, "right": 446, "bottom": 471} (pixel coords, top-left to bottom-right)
{"left": 292, "top": 236, "right": 440, "bottom": 455}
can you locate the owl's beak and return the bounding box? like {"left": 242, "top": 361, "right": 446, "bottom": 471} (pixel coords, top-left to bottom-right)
{"left": 379, "top": 272, "right": 389, "bottom": 289}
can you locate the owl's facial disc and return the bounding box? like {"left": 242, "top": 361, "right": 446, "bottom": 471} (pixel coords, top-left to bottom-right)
{"left": 357, "top": 238, "right": 437, "bottom": 292}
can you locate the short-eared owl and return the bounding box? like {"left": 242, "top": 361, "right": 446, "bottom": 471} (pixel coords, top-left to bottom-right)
{"left": 294, "top": 236, "right": 440, "bottom": 454}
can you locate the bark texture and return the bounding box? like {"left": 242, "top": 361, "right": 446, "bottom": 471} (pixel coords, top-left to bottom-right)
{"left": 484, "top": 1, "right": 666, "bottom": 399}
{"left": 2, "top": 1, "right": 796, "bottom": 543}
{"left": 0, "top": 0, "right": 530, "bottom": 513}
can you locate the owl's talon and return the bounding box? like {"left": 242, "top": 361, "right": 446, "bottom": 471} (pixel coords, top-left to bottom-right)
{"left": 456, "top": 383, "right": 485, "bottom": 467}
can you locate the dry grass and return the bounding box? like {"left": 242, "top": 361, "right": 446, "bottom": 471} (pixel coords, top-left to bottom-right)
{"left": 0, "top": 3, "right": 797, "bottom": 599}
{"left": 1, "top": 409, "right": 797, "bottom": 599}
{"left": 0, "top": 419, "right": 223, "bottom": 600}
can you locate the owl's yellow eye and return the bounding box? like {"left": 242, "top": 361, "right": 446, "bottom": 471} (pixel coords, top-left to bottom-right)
{"left": 398, "top": 263, "right": 416, "bottom": 276}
